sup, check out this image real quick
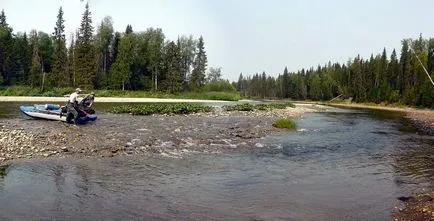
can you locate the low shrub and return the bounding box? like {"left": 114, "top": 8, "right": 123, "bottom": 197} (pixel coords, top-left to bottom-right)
{"left": 110, "top": 103, "right": 214, "bottom": 115}
{"left": 272, "top": 118, "right": 297, "bottom": 129}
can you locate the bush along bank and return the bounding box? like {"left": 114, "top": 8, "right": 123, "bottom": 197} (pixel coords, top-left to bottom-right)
{"left": 109, "top": 103, "right": 215, "bottom": 115}
{"left": 223, "top": 102, "right": 295, "bottom": 111}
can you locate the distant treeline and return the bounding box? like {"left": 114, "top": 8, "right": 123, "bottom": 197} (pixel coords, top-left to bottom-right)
{"left": 0, "top": 4, "right": 232, "bottom": 93}
{"left": 236, "top": 36, "right": 434, "bottom": 107}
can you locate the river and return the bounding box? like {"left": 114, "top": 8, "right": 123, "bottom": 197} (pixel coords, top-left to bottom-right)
{"left": 0, "top": 103, "right": 432, "bottom": 220}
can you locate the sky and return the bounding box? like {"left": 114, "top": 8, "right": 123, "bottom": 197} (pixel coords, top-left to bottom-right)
{"left": 2, "top": 0, "right": 434, "bottom": 81}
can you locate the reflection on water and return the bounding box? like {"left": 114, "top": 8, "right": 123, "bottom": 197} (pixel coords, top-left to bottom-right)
{"left": 0, "top": 109, "right": 432, "bottom": 221}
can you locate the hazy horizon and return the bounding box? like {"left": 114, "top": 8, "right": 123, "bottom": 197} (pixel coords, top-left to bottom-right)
{"left": 2, "top": 0, "right": 434, "bottom": 81}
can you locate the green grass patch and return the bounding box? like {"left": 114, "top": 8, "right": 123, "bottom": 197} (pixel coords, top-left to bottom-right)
{"left": 223, "top": 102, "right": 295, "bottom": 111}
{"left": 223, "top": 103, "right": 255, "bottom": 111}
{"left": 109, "top": 103, "right": 214, "bottom": 115}
{"left": 272, "top": 118, "right": 297, "bottom": 129}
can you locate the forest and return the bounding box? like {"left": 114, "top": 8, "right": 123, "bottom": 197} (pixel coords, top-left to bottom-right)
{"left": 0, "top": 4, "right": 225, "bottom": 94}
{"left": 237, "top": 36, "right": 434, "bottom": 107}
{"left": 0, "top": 4, "right": 433, "bottom": 107}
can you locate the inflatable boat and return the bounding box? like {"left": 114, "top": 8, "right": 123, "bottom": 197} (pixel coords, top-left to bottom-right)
{"left": 20, "top": 104, "right": 97, "bottom": 124}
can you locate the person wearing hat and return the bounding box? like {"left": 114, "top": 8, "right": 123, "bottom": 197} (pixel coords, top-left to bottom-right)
{"left": 66, "top": 88, "right": 82, "bottom": 124}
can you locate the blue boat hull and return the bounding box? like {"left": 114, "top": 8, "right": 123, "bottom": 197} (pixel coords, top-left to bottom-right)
{"left": 20, "top": 104, "right": 97, "bottom": 124}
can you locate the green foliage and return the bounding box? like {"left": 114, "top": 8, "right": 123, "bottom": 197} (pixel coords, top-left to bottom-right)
{"left": 180, "top": 91, "right": 241, "bottom": 101}
{"left": 110, "top": 103, "right": 214, "bottom": 115}
{"left": 107, "top": 33, "right": 133, "bottom": 89}
{"left": 272, "top": 118, "right": 297, "bottom": 129}
{"left": 161, "top": 41, "right": 183, "bottom": 93}
{"left": 0, "top": 164, "right": 9, "bottom": 177}
{"left": 223, "top": 103, "right": 255, "bottom": 111}
{"left": 203, "top": 80, "right": 236, "bottom": 92}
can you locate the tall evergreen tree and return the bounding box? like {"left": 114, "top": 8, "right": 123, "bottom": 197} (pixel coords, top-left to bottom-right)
{"left": 400, "top": 40, "right": 411, "bottom": 95}
{"left": 281, "top": 67, "right": 289, "bottom": 98}
{"left": 51, "top": 7, "right": 68, "bottom": 87}
{"left": 388, "top": 49, "right": 400, "bottom": 91}
{"left": 190, "top": 36, "right": 207, "bottom": 90}
{"left": 0, "top": 10, "right": 8, "bottom": 29}
{"left": 125, "top": 24, "right": 133, "bottom": 34}
{"left": 428, "top": 38, "right": 434, "bottom": 74}
{"left": 74, "top": 2, "right": 95, "bottom": 88}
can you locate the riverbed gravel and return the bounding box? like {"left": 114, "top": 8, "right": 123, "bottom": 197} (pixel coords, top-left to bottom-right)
{"left": 0, "top": 104, "right": 327, "bottom": 163}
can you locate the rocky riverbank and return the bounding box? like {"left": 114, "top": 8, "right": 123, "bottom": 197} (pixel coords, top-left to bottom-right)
{"left": 0, "top": 104, "right": 327, "bottom": 164}
{"left": 393, "top": 188, "right": 434, "bottom": 221}
{"left": 328, "top": 103, "right": 434, "bottom": 135}
{"left": 406, "top": 110, "right": 434, "bottom": 136}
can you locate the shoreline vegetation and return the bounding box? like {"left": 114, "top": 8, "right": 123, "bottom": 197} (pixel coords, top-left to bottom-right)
{"left": 0, "top": 86, "right": 242, "bottom": 101}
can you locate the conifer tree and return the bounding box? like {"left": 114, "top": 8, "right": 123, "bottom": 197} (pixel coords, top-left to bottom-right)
{"left": 190, "top": 36, "right": 207, "bottom": 89}
{"left": 74, "top": 2, "right": 95, "bottom": 88}
{"left": 52, "top": 7, "right": 68, "bottom": 87}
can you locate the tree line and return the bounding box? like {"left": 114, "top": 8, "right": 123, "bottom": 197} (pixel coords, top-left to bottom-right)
{"left": 0, "top": 3, "right": 213, "bottom": 93}
{"left": 236, "top": 35, "right": 434, "bottom": 107}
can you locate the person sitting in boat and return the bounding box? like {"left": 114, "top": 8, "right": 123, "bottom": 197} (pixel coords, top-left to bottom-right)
{"left": 80, "top": 92, "right": 95, "bottom": 107}
{"left": 78, "top": 92, "right": 96, "bottom": 114}
{"left": 66, "top": 88, "right": 81, "bottom": 124}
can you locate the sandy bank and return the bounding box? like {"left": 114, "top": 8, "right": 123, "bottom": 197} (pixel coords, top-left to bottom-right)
{"left": 0, "top": 96, "right": 237, "bottom": 103}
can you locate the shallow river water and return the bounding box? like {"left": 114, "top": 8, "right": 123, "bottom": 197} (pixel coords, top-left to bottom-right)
{"left": 0, "top": 105, "right": 432, "bottom": 221}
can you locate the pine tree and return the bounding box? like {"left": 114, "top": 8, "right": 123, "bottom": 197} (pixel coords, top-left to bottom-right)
{"left": 379, "top": 48, "right": 389, "bottom": 100}
{"left": 74, "top": 2, "right": 95, "bottom": 88}
{"left": 428, "top": 38, "right": 434, "bottom": 74}
{"left": 387, "top": 49, "right": 400, "bottom": 92}
{"left": 110, "top": 32, "right": 121, "bottom": 67}
{"left": 190, "top": 36, "right": 207, "bottom": 90}
{"left": 282, "top": 67, "right": 289, "bottom": 98}
{"left": 237, "top": 73, "right": 243, "bottom": 91}
{"left": 0, "top": 10, "right": 8, "bottom": 29}
{"left": 400, "top": 39, "right": 411, "bottom": 96}
{"left": 52, "top": 7, "right": 68, "bottom": 87}
{"left": 125, "top": 24, "right": 133, "bottom": 34}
